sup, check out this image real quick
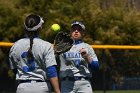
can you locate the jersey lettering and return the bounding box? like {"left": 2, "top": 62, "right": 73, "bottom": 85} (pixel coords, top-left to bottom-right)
{"left": 64, "top": 52, "right": 81, "bottom": 67}
{"left": 64, "top": 52, "right": 81, "bottom": 58}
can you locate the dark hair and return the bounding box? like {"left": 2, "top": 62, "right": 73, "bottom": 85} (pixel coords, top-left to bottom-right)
{"left": 25, "top": 14, "right": 41, "bottom": 28}
{"left": 24, "top": 14, "right": 42, "bottom": 61}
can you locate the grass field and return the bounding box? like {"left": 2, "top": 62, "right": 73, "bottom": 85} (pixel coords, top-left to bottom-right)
{"left": 1, "top": 90, "right": 140, "bottom": 93}
{"left": 94, "top": 90, "right": 140, "bottom": 93}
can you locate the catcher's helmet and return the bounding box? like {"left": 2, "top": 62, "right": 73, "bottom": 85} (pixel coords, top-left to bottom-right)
{"left": 24, "top": 14, "right": 44, "bottom": 31}
{"left": 71, "top": 21, "right": 85, "bottom": 31}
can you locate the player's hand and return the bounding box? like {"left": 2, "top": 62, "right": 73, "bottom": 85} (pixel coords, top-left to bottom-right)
{"left": 80, "top": 48, "right": 92, "bottom": 63}
{"left": 80, "top": 48, "right": 88, "bottom": 58}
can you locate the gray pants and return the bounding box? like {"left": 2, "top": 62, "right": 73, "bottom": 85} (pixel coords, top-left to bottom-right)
{"left": 61, "top": 79, "right": 93, "bottom": 93}
{"left": 16, "top": 81, "right": 50, "bottom": 93}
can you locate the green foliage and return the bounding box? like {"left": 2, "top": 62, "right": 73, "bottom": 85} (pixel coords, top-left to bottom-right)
{"left": 0, "top": 0, "right": 139, "bottom": 80}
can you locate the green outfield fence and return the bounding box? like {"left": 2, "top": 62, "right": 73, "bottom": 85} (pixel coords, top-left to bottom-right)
{"left": 0, "top": 42, "right": 140, "bottom": 93}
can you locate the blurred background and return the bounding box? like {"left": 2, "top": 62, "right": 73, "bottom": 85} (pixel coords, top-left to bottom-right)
{"left": 0, "top": 0, "right": 140, "bottom": 93}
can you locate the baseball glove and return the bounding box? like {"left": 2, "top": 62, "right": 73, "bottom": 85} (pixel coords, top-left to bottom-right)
{"left": 54, "top": 32, "right": 73, "bottom": 55}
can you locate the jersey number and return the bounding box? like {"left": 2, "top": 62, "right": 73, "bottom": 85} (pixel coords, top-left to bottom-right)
{"left": 21, "top": 52, "right": 35, "bottom": 72}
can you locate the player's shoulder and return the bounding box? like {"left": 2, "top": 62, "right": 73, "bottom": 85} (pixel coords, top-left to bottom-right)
{"left": 82, "top": 42, "right": 94, "bottom": 49}
{"left": 36, "top": 38, "right": 51, "bottom": 44}
{"left": 34, "top": 38, "right": 53, "bottom": 48}
{"left": 12, "top": 38, "right": 25, "bottom": 46}
{"left": 12, "top": 38, "right": 53, "bottom": 48}
{"left": 82, "top": 42, "right": 91, "bottom": 47}
{"left": 10, "top": 39, "right": 24, "bottom": 50}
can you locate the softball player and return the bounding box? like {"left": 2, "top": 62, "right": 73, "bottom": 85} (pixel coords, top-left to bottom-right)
{"left": 59, "top": 21, "right": 99, "bottom": 93}
{"left": 9, "top": 14, "right": 60, "bottom": 93}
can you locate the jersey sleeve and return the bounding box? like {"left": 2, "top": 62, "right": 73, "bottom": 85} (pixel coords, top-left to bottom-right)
{"left": 86, "top": 44, "right": 99, "bottom": 70}
{"left": 87, "top": 44, "right": 98, "bottom": 62}
{"left": 9, "top": 43, "right": 18, "bottom": 69}
{"left": 43, "top": 44, "right": 57, "bottom": 68}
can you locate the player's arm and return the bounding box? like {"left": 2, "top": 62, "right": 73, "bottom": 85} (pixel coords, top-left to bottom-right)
{"left": 9, "top": 44, "right": 18, "bottom": 75}
{"left": 55, "top": 54, "right": 61, "bottom": 72}
{"left": 80, "top": 47, "right": 99, "bottom": 70}
{"left": 44, "top": 44, "right": 61, "bottom": 93}
{"left": 47, "top": 65, "right": 60, "bottom": 93}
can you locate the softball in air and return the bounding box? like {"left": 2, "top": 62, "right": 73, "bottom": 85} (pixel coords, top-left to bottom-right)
{"left": 51, "top": 24, "right": 60, "bottom": 32}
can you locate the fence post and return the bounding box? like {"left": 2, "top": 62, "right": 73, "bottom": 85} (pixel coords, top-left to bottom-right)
{"left": 102, "top": 49, "right": 106, "bottom": 93}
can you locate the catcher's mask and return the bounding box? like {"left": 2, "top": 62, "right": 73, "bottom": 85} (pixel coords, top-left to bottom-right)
{"left": 71, "top": 21, "right": 85, "bottom": 32}
{"left": 24, "top": 14, "right": 44, "bottom": 31}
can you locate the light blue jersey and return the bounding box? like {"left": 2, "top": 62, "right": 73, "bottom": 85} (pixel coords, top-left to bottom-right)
{"left": 59, "top": 40, "right": 98, "bottom": 78}
{"left": 9, "top": 38, "right": 57, "bottom": 81}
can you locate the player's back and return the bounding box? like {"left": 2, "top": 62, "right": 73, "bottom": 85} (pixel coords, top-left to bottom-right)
{"left": 9, "top": 37, "right": 55, "bottom": 81}
{"left": 13, "top": 38, "right": 52, "bottom": 57}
